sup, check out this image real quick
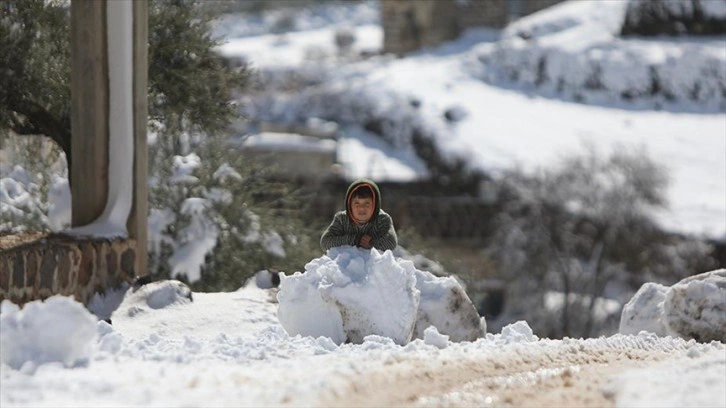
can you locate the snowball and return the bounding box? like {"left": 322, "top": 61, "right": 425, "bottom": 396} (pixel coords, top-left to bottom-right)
{"left": 663, "top": 269, "right": 726, "bottom": 343}
{"left": 619, "top": 282, "right": 669, "bottom": 336}
{"left": 620, "top": 270, "right": 726, "bottom": 343}
{"left": 277, "top": 247, "right": 485, "bottom": 346}
{"left": 0, "top": 296, "right": 98, "bottom": 370}
{"left": 278, "top": 247, "right": 419, "bottom": 345}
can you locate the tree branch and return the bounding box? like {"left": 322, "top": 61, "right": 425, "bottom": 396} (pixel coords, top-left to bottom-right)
{"left": 7, "top": 100, "right": 72, "bottom": 171}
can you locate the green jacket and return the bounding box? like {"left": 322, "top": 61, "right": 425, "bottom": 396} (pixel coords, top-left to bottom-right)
{"left": 320, "top": 179, "right": 398, "bottom": 252}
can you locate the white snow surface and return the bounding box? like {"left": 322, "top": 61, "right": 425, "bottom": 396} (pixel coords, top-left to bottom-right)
{"left": 2, "top": 269, "right": 725, "bottom": 407}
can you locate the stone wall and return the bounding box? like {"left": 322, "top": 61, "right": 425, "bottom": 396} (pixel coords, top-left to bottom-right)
{"left": 0, "top": 233, "right": 137, "bottom": 306}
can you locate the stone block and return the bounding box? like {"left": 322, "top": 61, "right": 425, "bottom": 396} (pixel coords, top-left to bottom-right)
{"left": 0, "top": 257, "right": 9, "bottom": 290}
{"left": 58, "top": 251, "right": 71, "bottom": 289}
{"left": 40, "top": 250, "right": 56, "bottom": 290}
{"left": 78, "top": 243, "right": 95, "bottom": 286}
{"left": 26, "top": 250, "right": 39, "bottom": 287}
{"left": 13, "top": 252, "right": 25, "bottom": 289}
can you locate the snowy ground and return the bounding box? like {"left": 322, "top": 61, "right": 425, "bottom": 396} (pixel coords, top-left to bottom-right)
{"left": 2, "top": 252, "right": 725, "bottom": 407}
{"left": 1, "top": 273, "right": 724, "bottom": 407}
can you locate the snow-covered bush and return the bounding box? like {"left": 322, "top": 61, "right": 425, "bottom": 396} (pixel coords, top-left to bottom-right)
{"left": 0, "top": 135, "right": 67, "bottom": 233}
{"left": 0, "top": 130, "right": 321, "bottom": 292}
{"left": 147, "top": 132, "right": 321, "bottom": 291}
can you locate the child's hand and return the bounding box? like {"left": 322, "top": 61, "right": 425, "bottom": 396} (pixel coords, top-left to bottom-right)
{"left": 359, "top": 234, "right": 373, "bottom": 249}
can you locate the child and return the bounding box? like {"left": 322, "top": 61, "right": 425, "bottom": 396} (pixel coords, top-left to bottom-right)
{"left": 320, "top": 178, "right": 398, "bottom": 252}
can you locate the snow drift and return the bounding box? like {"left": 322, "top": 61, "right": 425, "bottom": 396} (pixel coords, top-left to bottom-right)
{"left": 277, "top": 247, "right": 485, "bottom": 345}
{"left": 0, "top": 296, "right": 97, "bottom": 371}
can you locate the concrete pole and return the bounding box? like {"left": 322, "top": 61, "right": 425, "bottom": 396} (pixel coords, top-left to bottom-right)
{"left": 69, "top": 0, "right": 148, "bottom": 276}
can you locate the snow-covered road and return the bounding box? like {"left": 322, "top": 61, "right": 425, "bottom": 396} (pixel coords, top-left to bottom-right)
{"left": 319, "top": 339, "right": 698, "bottom": 408}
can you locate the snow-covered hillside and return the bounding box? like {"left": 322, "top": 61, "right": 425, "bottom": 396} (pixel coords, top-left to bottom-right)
{"left": 217, "top": 0, "right": 726, "bottom": 239}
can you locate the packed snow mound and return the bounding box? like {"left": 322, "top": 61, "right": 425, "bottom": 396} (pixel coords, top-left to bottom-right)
{"left": 620, "top": 269, "right": 726, "bottom": 342}
{"left": 0, "top": 296, "right": 97, "bottom": 371}
{"left": 277, "top": 247, "right": 485, "bottom": 345}
{"left": 620, "top": 282, "right": 669, "bottom": 336}
{"left": 664, "top": 269, "right": 726, "bottom": 343}
{"left": 112, "top": 280, "right": 193, "bottom": 319}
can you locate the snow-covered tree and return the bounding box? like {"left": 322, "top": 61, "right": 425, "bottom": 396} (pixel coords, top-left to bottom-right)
{"left": 486, "top": 146, "right": 716, "bottom": 338}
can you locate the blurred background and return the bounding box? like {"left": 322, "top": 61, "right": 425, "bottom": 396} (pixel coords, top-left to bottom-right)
{"left": 1, "top": 0, "right": 725, "bottom": 338}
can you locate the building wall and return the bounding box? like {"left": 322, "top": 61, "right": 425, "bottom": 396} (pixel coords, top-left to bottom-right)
{"left": 382, "top": 0, "right": 563, "bottom": 55}
{"left": 382, "top": 0, "right": 460, "bottom": 55}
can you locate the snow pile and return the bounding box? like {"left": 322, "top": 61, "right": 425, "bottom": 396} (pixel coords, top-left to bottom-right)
{"left": 0, "top": 296, "right": 97, "bottom": 371}
{"left": 620, "top": 269, "right": 726, "bottom": 342}
{"left": 277, "top": 247, "right": 484, "bottom": 345}
{"left": 113, "top": 280, "right": 193, "bottom": 319}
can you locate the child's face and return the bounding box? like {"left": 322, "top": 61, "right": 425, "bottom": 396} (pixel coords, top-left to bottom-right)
{"left": 351, "top": 196, "right": 374, "bottom": 224}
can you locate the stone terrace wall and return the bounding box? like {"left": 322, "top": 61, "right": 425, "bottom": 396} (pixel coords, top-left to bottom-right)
{"left": 0, "top": 233, "right": 137, "bottom": 306}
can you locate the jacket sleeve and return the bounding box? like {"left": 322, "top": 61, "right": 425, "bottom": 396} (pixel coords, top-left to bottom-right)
{"left": 372, "top": 212, "right": 398, "bottom": 251}
{"left": 320, "top": 212, "right": 355, "bottom": 252}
